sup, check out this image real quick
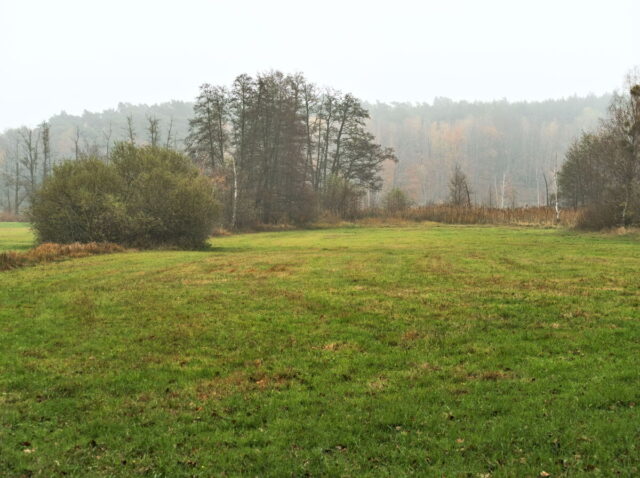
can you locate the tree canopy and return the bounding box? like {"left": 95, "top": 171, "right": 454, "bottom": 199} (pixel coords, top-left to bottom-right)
{"left": 185, "top": 71, "right": 396, "bottom": 226}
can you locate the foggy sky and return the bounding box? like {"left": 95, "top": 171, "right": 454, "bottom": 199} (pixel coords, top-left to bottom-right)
{"left": 0, "top": 0, "right": 637, "bottom": 131}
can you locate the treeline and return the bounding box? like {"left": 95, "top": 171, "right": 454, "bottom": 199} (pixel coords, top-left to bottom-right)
{"left": 0, "top": 102, "right": 192, "bottom": 217}
{"left": 0, "top": 72, "right": 396, "bottom": 227}
{"left": 0, "top": 78, "right": 613, "bottom": 220}
{"left": 559, "top": 75, "right": 640, "bottom": 228}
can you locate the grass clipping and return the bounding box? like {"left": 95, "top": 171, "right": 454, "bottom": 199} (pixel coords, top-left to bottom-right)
{"left": 0, "top": 242, "right": 126, "bottom": 271}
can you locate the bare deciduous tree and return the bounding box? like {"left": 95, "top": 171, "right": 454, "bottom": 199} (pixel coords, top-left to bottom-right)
{"left": 126, "top": 114, "right": 136, "bottom": 145}
{"left": 147, "top": 115, "right": 160, "bottom": 147}
{"left": 103, "top": 121, "right": 113, "bottom": 160}
{"left": 73, "top": 126, "right": 81, "bottom": 161}
{"left": 40, "top": 121, "right": 51, "bottom": 179}
{"left": 19, "top": 127, "right": 40, "bottom": 196}
{"left": 165, "top": 117, "right": 174, "bottom": 149}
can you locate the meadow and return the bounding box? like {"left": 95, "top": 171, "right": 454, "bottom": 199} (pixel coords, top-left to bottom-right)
{"left": 0, "top": 222, "right": 36, "bottom": 251}
{"left": 1, "top": 222, "right": 639, "bottom": 477}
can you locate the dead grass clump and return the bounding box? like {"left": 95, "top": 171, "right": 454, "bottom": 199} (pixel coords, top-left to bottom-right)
{"left": 0, "top": 242, "right": 126, "bottom": 271}
{"left": 401, "top": 329, "right": 422, "bottom": 343}
{"left": 0, "top": 211, "right": 24, "bottom": 222}
{"left": 354, "top": 217, "right": 415, "bottom": 227}
{"left": 211, "top": 227, "right": 233, "bottom": 237}
{"left": 248, "top": 223, "right": 298, "bottom": 232}
{"left": 473, "top": 370, "right": 516, "bottom": 381}
{"left": 317, "top": 341, "right": 360, "bottom": 352}
{"left": 322, "top": 342, "right": 342, "bottom": 351}
{"left": 602, "top": 226, "right": 640, "bottom": 237}
{"left": 419, "top": 362, "right": 441, "bottom": 372}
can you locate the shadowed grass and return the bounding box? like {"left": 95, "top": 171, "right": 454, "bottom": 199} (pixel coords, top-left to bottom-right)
{"left": 0, "top": 224, "right": 639, "bottom": 477}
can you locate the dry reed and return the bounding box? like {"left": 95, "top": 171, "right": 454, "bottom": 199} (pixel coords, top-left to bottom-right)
{"left": 0, "top": 242, "right": 126, "bottom": 271}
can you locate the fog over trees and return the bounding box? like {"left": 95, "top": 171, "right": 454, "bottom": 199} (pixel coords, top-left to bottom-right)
{"left": 368, "top": 95, "right": 610, "bottom": 206}
{"left": 0, "top": 79, "right": 610, "bottom": 217}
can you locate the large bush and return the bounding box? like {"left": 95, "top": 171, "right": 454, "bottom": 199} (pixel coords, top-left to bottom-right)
{"left": 382, "top": 188, "right": 412, "bottom": 215}
{"left": 30, "top": 144, "right": 219, "bottom": 248}
{"left": 321, "top": 175, "right": 364, "bottom": 220}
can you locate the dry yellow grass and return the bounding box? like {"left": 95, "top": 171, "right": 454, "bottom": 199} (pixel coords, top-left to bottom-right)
{"left": 0, "top": 242, "right": 126, "bottom": 271}
{"left": 364, "top": 205, "right": 581, "bottom": 227}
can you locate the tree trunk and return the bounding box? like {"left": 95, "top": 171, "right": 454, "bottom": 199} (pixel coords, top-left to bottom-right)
{"left": 14, "top": 161, "right": 20, "bottom": 215}
{"left": 231, "top": 156, "right": 238, "bottom": 229}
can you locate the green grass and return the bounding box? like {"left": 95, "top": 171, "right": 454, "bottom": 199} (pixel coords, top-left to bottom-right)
{"left": 1, "top": 224, "right": 639, "bottom": 477}
{"left": 0, "top": 222, "right": 34, "bottom": 251}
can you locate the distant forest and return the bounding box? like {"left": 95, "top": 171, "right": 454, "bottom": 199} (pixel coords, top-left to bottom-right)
{"left": 368, "top": 96, "right": 610, "bottom": 205}
{"left": 0, "top": 93, "right": 610, "bottom": 213}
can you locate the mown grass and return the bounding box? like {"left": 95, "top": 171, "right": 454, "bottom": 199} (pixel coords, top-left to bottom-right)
{"left": 0, "top": 222, "right": 35, "bottom": 251}
{"left": 0, "top": 223, "right": 639, "bottom": 477}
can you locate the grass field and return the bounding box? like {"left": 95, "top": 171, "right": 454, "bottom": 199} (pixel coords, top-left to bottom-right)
{"left": 0, "top": 222, "right": 35, "bottom": 251}
{"left": 1, "top": 223, "right": 639, "bottom": 477}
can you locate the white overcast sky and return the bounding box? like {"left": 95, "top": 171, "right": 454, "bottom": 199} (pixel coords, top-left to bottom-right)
{"left": 0, "top": 0, "right": 638, "bottom": 131}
